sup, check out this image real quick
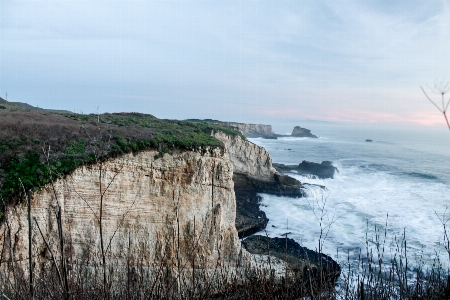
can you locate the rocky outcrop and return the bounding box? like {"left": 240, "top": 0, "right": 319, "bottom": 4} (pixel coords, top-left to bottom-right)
{"left": 212, "top": 132, "right": 303, "bottom": 196}
{"left": 213, "top": 131, "right": 276, "bottom": 182}
{"left": 232, "top": 173, "right": 302, "bottom": 198}
{"left": 234, "top": 190, "right": 268, "bottom": 238}
{"left": 221, "top": 122, "right": 278, "bottom": 139}
{"left": 0, "top": 149, "right": 249, "bottom": 273}
{"left": 291, "top": 126, "right": 318, "bottom": 138}
{"left": 274, "top": 161, "right": 338, "bottom": 179}
{"left": 213, "top": 132, "right": 302, "bottom": 238}
{"left": 242, "top": 235, "right": 341, "bottom": 284}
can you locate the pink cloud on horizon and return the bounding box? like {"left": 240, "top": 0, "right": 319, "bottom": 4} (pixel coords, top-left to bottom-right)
{"left": 255, "top": 108, "right": 446, "bottom": 127}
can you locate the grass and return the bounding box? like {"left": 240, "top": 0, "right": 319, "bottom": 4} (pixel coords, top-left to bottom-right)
{"left": 0, "top": 110, "right": 244, "bottom": 208}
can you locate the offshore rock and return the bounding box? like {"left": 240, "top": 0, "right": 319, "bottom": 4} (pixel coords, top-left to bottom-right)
{"left": 291, "top": 126, "right": 318, "bottom": 138}
{"left": 274, "top": 161, "right": 338, "bottom": 179}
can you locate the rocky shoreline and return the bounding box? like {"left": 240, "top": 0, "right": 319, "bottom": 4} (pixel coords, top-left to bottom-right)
{"left": 233, "top": 168, "right": 341, "bottom": 281}
{"left": 234, "top": 172, "right": 303, "bottom": 238}
{"left": 242, "top": 235, "right": 341, "bottom": 283}
{"left": 222, "top": 125, "right": 341, "bottom": 282}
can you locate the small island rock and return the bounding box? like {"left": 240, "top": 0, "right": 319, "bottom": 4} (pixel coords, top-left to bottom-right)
{"left": 291, "top": 126, "right": 318, "bottom": 138}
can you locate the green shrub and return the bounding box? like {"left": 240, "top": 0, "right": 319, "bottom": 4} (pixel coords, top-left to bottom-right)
{"left": 0, "top": 111, "right": 243, "bottom": 204}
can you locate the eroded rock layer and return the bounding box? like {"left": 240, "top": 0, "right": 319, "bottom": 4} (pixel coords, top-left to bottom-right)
{"left": 213, "top": 132, "right": 302, "bottom": 238}
{"left": 221, "top": 122, "right": 277, "bottom": 139}
{"left": 0, "top": 149, "right": 246, "bottom": 272}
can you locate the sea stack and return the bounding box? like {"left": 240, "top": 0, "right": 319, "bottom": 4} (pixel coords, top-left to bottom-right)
{"left": 291, "top": 126, "right": 318, "bottom": 138}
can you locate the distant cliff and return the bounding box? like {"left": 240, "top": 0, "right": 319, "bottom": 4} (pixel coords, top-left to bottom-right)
{"left": 219, "top": 122, "right": 278, "bottom": 139}
{"left": 218, "top": 122, "right": 319, "bottom": 139}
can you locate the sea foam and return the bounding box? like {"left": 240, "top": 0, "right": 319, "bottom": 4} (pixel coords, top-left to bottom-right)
{"left": 249, "top": 130, "right": 450, "bottom": 274}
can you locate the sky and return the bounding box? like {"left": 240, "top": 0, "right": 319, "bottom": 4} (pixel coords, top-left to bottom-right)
{"left": 1, "top": 0, "right": 450, "bottom": 132}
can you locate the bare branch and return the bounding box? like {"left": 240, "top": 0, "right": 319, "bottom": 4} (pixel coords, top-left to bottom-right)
{"left": 100, "top": 165, "right": 124, "bottom": 199}
{"left": 105, "top": 185, "right": 141, "bottom": 254}
{"left": 421, "top": 86, "right": 443, "bottom": 112}
{"left": 72, "top": 189, "right": 99, "bottom": 222}
{"left": 33, "top": 218, "right": 64, "bottom": 288}
{"left": 421, "top": 85, "right": 450, "bottom": 130}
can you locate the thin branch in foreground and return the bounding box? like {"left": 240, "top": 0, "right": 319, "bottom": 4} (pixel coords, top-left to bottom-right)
{"left": 421, "top": 85, "right": 450, "bottom": 130}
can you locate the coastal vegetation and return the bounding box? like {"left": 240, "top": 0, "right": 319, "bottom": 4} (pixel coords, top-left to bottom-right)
{"left": 0, "top": 108, "right": 244, "bottom": 209}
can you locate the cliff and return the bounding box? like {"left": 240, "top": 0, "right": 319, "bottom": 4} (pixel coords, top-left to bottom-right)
{"left": 213, "top": 131, "right": 276, "bottom": 182}
{"left": 213, "top": 132, "right": 302, "bottom": 238}
{"left": 220, "top": 122, "right": 278, "bottom": 139}
{"left": 0, "top": 111, "right": 243, "bottom": 204}
{"left": 0, "top": 108, "right": 340, "bottom": 296}
{"left": 213, "top": 131, "right": 302, "bottom": 197}
{"left": 0, "top": 149, "right": 248, "bottom": 274}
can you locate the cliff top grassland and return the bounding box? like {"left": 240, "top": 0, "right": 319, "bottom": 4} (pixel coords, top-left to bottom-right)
{"left": 0, "top": 99, "right": 244, "bottom": 210}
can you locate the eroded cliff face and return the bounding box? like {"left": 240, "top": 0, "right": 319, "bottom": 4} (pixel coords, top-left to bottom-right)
{"left": 221, "top": 122, "right": 276, "bottom": 139}
{"left": 213, "top": 131, "right": 301, "bottom": 196}
{"left": 213, "top": 131, "right": 276, "bottom": 181}
{"left": 213, "top": 132, "right": 302, "bottom": 238}
{"left": 0, "top": 149, "right": 246, "bottom": 272}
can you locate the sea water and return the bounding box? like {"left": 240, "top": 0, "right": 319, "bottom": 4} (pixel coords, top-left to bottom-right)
{"left": 249, "top": 122, "right": 450, "bottom": 275}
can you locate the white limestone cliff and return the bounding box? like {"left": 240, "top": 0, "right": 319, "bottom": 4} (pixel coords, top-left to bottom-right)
{"left": 220, "top": 122, "right": 276, "bottom": 138}
{"left": 212, "top": 131, "right": 277, "bottom": 181}
{"left": 0, "top": 148, "right": 248, "bottom": 273}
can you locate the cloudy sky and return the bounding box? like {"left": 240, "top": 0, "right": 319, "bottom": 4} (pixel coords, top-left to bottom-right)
{"left": 1, "top": 0, "right": 450, "bottom": 130}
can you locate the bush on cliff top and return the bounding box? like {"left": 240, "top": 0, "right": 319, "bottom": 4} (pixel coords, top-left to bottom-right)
{"left": 0, "top": 110, "right": 243, "bottom": 206}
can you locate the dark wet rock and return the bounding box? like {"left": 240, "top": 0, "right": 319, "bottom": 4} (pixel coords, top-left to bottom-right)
{"left": 234, "top": 172, "right": 303, "bottom": 238}
{"left": 273, "top": 161, "right": 338, "bottom": 179}
{"left": 235, "top": 190, "right": 268, "bottom": 238}
{"left": 242, "top": 235, "right": 341, "bottom": 283}
{"left": 272, "top": 163, "right": 297, "bottom": 173}
{"left": 233, "top": 173, "right": 303, "bottom": 198}
{"left": 297, "top": 161, "right": 338, "bottom": 179}
{"left": 291, "top": 126, "right": 318, "bottom": 138}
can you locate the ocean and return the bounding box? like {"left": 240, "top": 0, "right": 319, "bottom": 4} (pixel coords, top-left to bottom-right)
{"left": 249, "top": 121, "right": 450, "bottom": 275}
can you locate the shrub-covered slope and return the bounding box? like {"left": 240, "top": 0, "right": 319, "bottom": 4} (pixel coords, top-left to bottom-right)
{"left": 0, "top": 108, "right": 244, "bottom": 208}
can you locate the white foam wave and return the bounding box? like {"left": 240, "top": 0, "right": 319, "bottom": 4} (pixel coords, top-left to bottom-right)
{"left": 250, "top": 128, "right": 450, "bottom": 275}
{"left": 301, "top": 184, "right": 325, "bottom": 199}
{"left": 259, "top": 163, "right": 450, "bottom": 273}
